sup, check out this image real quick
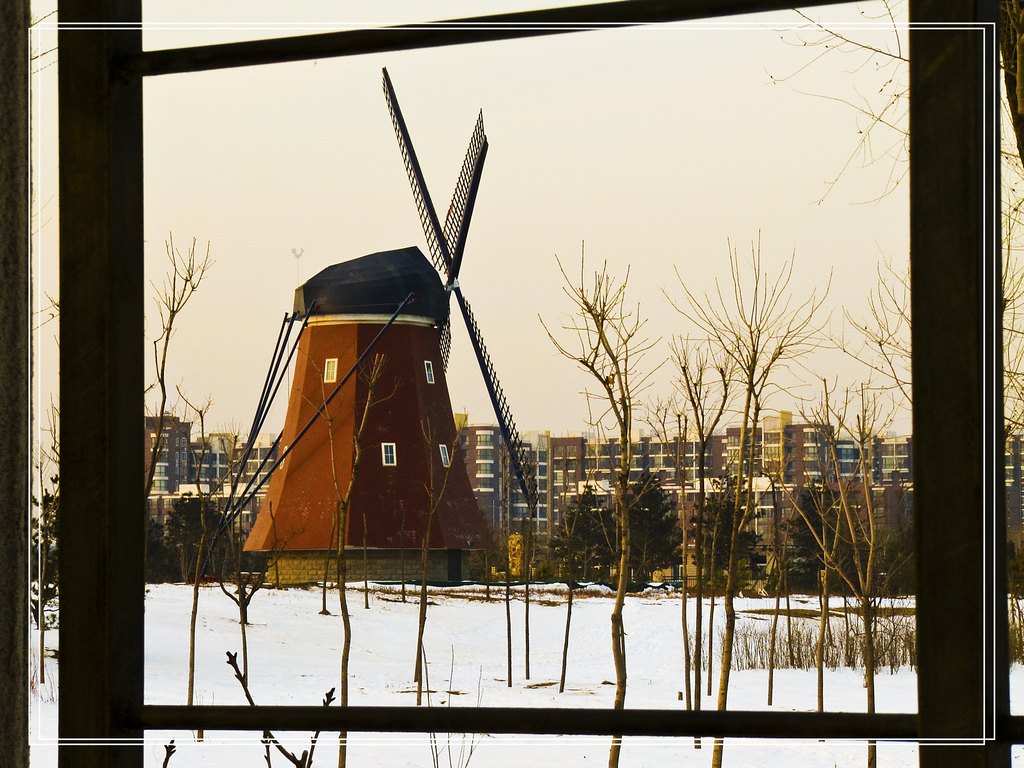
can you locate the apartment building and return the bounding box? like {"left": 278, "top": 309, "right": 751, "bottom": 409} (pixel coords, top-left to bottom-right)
{"left": 144, "top": 414, "right": 275, "bottom": 532}
{"left": 1007, "top": 434, "right": 1024, "bottom": 542}
{"left": 460, "top": 425, "right": 551, "bottom": 532}
{"left": 877, "top": 434, "right": 913, "bottom": 485}
{"left": 143, "top": 415, "right": 192, "bottom": 495}
{"left": 468, "top": 411, "right": 918, "bottom": 542}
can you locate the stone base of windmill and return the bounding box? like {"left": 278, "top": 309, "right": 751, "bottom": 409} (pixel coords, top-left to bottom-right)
{"left": 266, "top": 548, "right": 473, "bottom": 588}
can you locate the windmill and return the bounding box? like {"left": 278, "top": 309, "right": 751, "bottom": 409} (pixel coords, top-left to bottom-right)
{"left": 242, "top": 69, "right": 536, "bottom": 583}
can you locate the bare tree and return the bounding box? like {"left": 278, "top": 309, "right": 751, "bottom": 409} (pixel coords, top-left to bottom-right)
{"left": 769, "top": 445, "right": 844, "bottom": 713}
{"left": 551, "top": 482, "right": 605, "bottom": 694}
{"left": 522, "top": 484, "right": 535, "bottom": 682}
{"left": 1004, "top": 199, "right": 1024, "bottom": 437}
{"left": 30, "top": 278, "right": 61, "bottom": 688}
{"left": 673, "top": 239, "right": 825, "bottom": 768}
{"left": 144, "top": 236, "right": 213, "bottom": 499}
{"left": 217, "top": 504, "right": 271, "bottom": 687}
{"left": 413, "top": 421, "right": 465, "bottom": 707}
{"left": 556, "top": 495, "right": 578, "bottom": 695}
{"left": 763, "top": 471, "right": 786, "bottom": 706}
{"left": 835, "top": 261, "right": 910, "bottom": 409}
{"left": 173, "top": 390, "right": 218, "bottom": 741}
{"left": 1001, "top": 1, "right": 1024, "bottom": 165}
{"left": 777, "top": 382, "right": 891, "bottom": 768}
{"left": 226, "top": 651, "right": 335, "bottom": 768}
{"left": 992, "top": 9, "right": 1024, "bottom": 454}
{"left": 318, "top": 353, "right": 388, "bottom": 768}
{"left": 143, "top": 236, "right": 213, "bottom": 596}
{"left": 30, "top": 401, "right": 60, "bottom": 687}
{"left": 781, "top": 0, "right": 1024, "bottom": 443}
{"left": 209, "top": 428, "right": 273, "bottom": 688}
{"left": 667, "top": 337, "right": 733, "bottom": 715}
{"left": 645, "top": 398, "right": 696, "bottom": 711}
{"left": 544, "top": 254, "right": 658, "bottom": 768}
{"left": 769, "top": 2, "right": 907, "bottom": 203}
{"left": 501, "top": 451, "right": 514, "bottom": 688}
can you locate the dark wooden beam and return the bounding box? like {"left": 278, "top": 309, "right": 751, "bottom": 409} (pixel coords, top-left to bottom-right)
{"left": 132, "top": 705, "right": 918, "bottom": 739}
{"left": 0, "top": 0, "right": 30, "bottom": 765}
{"left": 58, "top": 2, "right": 145, "bottom": 767}
{"left": 127, "top": 0, "right": 842, "bottom": 78}
{"left": 909, "top": 1, "right": 1005, "bottom": 765}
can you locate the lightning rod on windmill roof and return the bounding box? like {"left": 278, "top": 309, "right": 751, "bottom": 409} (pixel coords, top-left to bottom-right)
{"left": 291, "top": 247, "right": 303, "bottom": 286}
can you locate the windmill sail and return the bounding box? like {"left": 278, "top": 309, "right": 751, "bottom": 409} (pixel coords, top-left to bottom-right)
{"left": 438, "top": 112, "right": 488, "bottom": 369}
{"left": 382, "top": 68, "right": 452, "bottom": 276}
{"left": 453, "top": 288, "right": 538, "bottom": 511}
{"left": 383, "top": 68, "right": 537, "bottom": 516}
{"left": 442, "top": 110, "right": 488, "bottom": 286}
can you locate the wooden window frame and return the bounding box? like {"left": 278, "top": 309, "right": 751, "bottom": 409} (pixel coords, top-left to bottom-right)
{"left": 53, "top": 2, "right": 1007, "bottom": 767}
{"left": 324, "top": 357, "right": 338, "bottom": 383}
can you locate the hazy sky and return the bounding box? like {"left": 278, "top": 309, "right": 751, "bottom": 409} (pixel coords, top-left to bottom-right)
{"left": 32, "top": 1, "right": 911, "bottom": 440}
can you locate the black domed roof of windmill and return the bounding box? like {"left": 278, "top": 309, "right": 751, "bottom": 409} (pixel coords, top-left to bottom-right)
{"left": 293, "top": 246, "right": 447, "bottom": 322}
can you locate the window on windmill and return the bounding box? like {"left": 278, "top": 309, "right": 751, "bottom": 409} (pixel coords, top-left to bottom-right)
{"left": 424, "top": 360, "right": 435, "bottom": 384}
{"left": 439, "top": 444, "right": 451, "bottom": 467}
{"left": 382, "top": 442, "right": 397, "bottom": 466}
{"left": 324, "top": 357, "right": 338, "bottom": 383}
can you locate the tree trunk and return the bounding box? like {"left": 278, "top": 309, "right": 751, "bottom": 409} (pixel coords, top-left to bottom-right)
{"left": 337, "top": 502, "right": 352, "bottom": 768}
{"left": 767, "top": 581, "right": 781, "bottom": 705}
{"left": 607, "top": 485, "right": 630, "bottom": 768}
{"left": 321, "top": 510, "right": 337, "bottom": 615}
{"left": 602, "top": 518, "right": 626, "bottom": 768}
{"left": 38, "top": 526, "right": 47, "bottom": 685}
{"left": 524, "top": 520, "right": 532, "bottom": 680}
{"left": 680, "top": 511, "right": 692, "bottom": 710}
{"left": 816, "top": 568, "right": 828, "bottom": 712}
{"left": 767, "top": 483, "right": 782, "bottom": 705}
{"left": 844, "top": 595, "right": 854, "bottom": 667}
{"left": 862, "top": 596, "right": 877, "bottom": 768}
{"left": 785, "top": 576, "right": 794, "bottom": 667}
{"left": 505, "top": 544, "right": 513, "bottom": 688}
{"left": 400, "top": 539, "right": 407, "bottom": 603}
{"left": 362, "top": 511, "right": 370, "bottom": 610}
{"left": 694, "top": 455, "right": 707, "bottom": 715}
{"left": 484, "top": 548, "right": 491, "bottom": 600}
{"left": 39, "top": 610, "right": 45, "bottom": 686}
{"left": 559, "top": 576, "right": 574, "bottom": 693}
{"left": 706, "top": 540, "right": 716, "bottom": 697}
{"left": 272, "top": 514, "right": 280, "bottom": 588}
{"left": 710, "top": 555, "right": 738, "bottom": 768}
{"left": 233, "top": 526, "right": 251, "bottom": 685}
{"left": 414, "top": 537, "right": 430, "bottom": 701}
{"left": 712, "top": 392, "right": 756, "bottom": 768}
{"left": 705, "top": 455, "right": 729, "bottom": 703}
{"left": 240, "top": 601, "right": 249, "bottom": 686}
{"left": 187, "top": 516, "right": 208, "bottom": 741}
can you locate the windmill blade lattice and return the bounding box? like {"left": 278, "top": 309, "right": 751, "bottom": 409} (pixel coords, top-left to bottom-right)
{"left": 442, "top": 110, "right": 487, "bottom": 286}
{"left": 382, "top": 68, "right": 452, "bottom": 277}
{"left": 453, "top": 288, "right": 538, "bottom": 511}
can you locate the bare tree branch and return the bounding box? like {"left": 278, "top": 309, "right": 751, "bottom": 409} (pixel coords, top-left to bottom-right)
{"left": 542, "top": 248, "right": 656, "bottom": 768}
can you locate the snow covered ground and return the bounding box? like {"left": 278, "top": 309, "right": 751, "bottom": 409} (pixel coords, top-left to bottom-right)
{"left": 28, "top": 583, "right": 1014, "bottom": 766}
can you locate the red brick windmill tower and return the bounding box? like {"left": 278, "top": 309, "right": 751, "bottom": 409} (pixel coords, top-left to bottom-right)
{"left": 244, "top": 70, "right": 537, "bottom": 583}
